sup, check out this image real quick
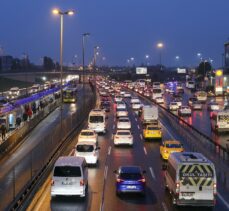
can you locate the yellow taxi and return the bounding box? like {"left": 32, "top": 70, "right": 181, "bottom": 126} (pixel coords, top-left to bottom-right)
{"left": 143, "top": 124, "right": 162, "bottom": 140}
{"left": 160, "top": 140, "right": 184, "bottom": 160}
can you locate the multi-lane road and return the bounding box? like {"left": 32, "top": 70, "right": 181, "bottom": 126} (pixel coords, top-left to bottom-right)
{"left": 27, "top": 89, "right": 229, "bottom": 211}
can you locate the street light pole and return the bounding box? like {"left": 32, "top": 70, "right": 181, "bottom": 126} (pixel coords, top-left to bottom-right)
{"left": 157, "top": 42, "right": 164, "bottom": 71}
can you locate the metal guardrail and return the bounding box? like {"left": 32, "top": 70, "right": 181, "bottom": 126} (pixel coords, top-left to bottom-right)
{"left": 0, "top": 84, "right": 96, "bottom": 211}
{"left": 134, "top": 91, "right": 229, "bottom": 193}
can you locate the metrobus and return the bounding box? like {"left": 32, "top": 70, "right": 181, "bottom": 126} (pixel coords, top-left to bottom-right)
{"left": 63, "top": 87, "right": 77, "bottom": 103}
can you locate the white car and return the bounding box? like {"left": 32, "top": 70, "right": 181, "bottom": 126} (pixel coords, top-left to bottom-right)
{"left": 120, "top": 91, "right": 125, "bottom": 96}
{"left": 74, "top": 141, "right": 100, "bottom": 165}
{"left": 8, "top": 87, "right": 20, "bottom": 99}
{"left": 155, "top": 97, "right": 164, "bottom": 104}
{"left": 130, "top": 97, "right": 140, "bottom": 104}
{"left": 114, "top": 95, "right": 123, "bottom": 103}
{"left": 78, "top": 129, "right": 98, "bottom": 145}
{"left": 169, "top": 102, "right": 179, "bottom": 111}
{"left": 178, "top": 106, "right": 192, "bottom": 116}
{"left": 117, "top": 117, "right": 131, "bottom": 130}
{"left": 173, "top": 98, "right": 182, "bottom": 107}
{"left": 132, "top": 102, "right": 141, "bottom": 110}
{"left": 208, "top": 102, "right": 220, "bottom": 111}
{"left": 116, "top": 102, "right": 126, "bottom": 110}
{"left": 30, "top": 84, "right": 41, "bottom": 94}
{"left": 116, "top": 108, "right": 128, "bottom": 117}
{"left": 124, "top": 92, "right": 131, "bottom": 98}
{"left": 113, "top": 130, "right": 133, "bottom": 146}
{"left": 192, "top": 101, "right": 203, "bottom": 110}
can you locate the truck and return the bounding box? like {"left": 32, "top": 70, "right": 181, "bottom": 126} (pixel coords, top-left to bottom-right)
{"left": 141, "top": 105, "right": 158, "bottom": 125}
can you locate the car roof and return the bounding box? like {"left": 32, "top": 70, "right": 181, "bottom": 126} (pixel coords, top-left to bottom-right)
{"left": 120, "top": 166, "right": 141, "bottom": 173}
{"left": 81, "top": 129, "right": 95, "bottom": 133}
{"left": 76, "top": 141, "right": 96, "bottom": 146}
{"left": 164, "top": 140, "right": 181, "bottom": 145}
{"left": 116, "top": 130, "right": 131, "bottom": 133}
{"left": 55, "top": 156, "right": 85, "bottom": 166}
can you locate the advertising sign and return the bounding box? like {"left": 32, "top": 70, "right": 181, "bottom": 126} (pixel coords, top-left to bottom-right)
{"left": 136, "top": 67, "right": 147, "bottom": 75}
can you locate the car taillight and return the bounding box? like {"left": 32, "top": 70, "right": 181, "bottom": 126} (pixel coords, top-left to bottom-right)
{"left": 80, "top": 179, "right": 85, "bottom": 186}
{"left": 164, "top": 150, "right": 168, "bottom": 153}
{"left": 51, "top": 179, "right": 55, "bottom": 186}
{"left": 213, "top": 183, "right": 217, "bottom": 195}
{"left": 117, "top": 178, "right": 124, "bottom": 183}
{"left": 176, "top": 182, "right": 180, "bottom": 195}
{"left": 138, "top": 178, "right": 146, "bottom": 183}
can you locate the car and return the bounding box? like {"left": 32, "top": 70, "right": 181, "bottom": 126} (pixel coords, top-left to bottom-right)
{"left": 124, "top": 92, "right": 131, "bottom": 98}
{"left": 117, "top": 117, "right": 131, "bottom": 130}
{"left": 192, "top": 101, "right": 203, "bottom": 110}
{"left": 120, "top": 90, "right": 125, "bottom": 96}
{"left": 8, "top": 87, "right": 20, "bottom": 99}
{"left": 114, "top": 95, "right": 123, "bottom": 103}
{"left": 130, "top": 97, "right": 140, "bottom": 104}
{"left": 178, "top": 106, "right": 192, "bottom": 116}
{"left": 143, "top": 91, "right": 151, "bottom": 97}
{"left": 155, "top": 97, "right": 164, "bottom": 104}
{"left": 114, "top": 166, "right": 146, "bottom": 195}
{"left": 74, "top": 141, "right": 100, "bottom": 165}
{"left": 113, "top": 130, "right": 133, "bottom": 146}
{"left": 169, "top": 102, "right": 179, "bottom": 111}
{"left": 78, "top": 129, "right": 98, "bottom": 145}
{"left": 131, "top": 102, "right": 141, "bottom": 110}
{"left": 116, "top": 108, "right": 128, "bottom": 117}
{"left": 173, "top": 97, "right": 182, "bottom": 107}
{"left": 160, "top": 140, "right": 184, "bottom": 160}
{"left": 208, "top": 102, "right": 220, "bottom": 111}
{"left": 51, "top": 156, "right": 88, "bottom": 198}
{"left": 188, "top": 97, "right": 198, "bottom": 106}
{"left": 100, "top": 101, "right": 111, "bottom": 112}
{"left": 30, "top": 84, "right": 41, "bottom": 93}
{"left": 143, "top": 124, "right": 162, "bottom": 140}
{"left": 116, "top": 101, "right": 126, "bottom": 110}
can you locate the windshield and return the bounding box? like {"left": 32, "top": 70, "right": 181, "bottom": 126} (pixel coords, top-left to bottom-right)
{"left": 54, "top": 166, "right": 81, "bottom": 177}
{"left": 218, "top": 115, "right": 229, "bottom": 122}
{"left": 153, "top": 89, "right": 161, "bottom": 93}
{"left": 117, "top": 131, "right": 131, "bottom": 136}
{"left": 117, "top": 108, "right": 127, "bottom": 112}
{"left": 81, "top": 131, "right": 94, "bottom": 136}
{"left": 76, "top": 145, "right": 94, "bottom": 152}
{"left": 119, "top": 119, "right": 129, "bottom": 122}
{"left": 148, "top": 127, "right": 159, "bottom": 130}
{"left": 120, "top": 173, "right": 142, "bottom": 180}
{"left": 165, "top": 143, "right": 182, "bottom": 148}
{"left": 63, "top": 90, "right": 74, "bottom": 98}
{"left": 89, "top": 116, "right": 104, "bottom": 123}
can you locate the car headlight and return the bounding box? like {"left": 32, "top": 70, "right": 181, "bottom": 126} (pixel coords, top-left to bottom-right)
{"left": 9, "top": 91, "right": 12, "bottom": 94}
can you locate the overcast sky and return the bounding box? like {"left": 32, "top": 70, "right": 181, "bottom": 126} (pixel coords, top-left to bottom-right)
{"left": 0, "top": 0, "right": 228, "bottom": 67}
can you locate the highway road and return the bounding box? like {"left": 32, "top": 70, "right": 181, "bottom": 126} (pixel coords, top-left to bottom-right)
{"left": 27, "top": 90, "right": 229, "bottom": 211}
{"left": 162, "top": 86, "right": 229, "bottom": 149}
{"left": 0, "top": 84, "right": 94, "bottom": 211}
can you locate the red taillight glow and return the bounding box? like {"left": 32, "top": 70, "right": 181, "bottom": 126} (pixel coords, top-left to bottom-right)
{"left": 138, "top": 178, "right": 146, "bottom": 183}
{"left": 176, "top": 182, "right": 180, "bottom": 195}
{"left": 51, "top": 180, "right": 54, "bottom": 186}
{"left": 80, "top": 179, "right": 85, "bottom": 186}
{"left": 213, "top": 183, "right": 217, "bottom": 195}
{"left": 117, "top": 178, "right": 124, "bottom": 183}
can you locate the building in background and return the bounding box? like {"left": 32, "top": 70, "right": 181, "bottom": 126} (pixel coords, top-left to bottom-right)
{"left": 0, "top": 55, "right": 13, "bottom": 72}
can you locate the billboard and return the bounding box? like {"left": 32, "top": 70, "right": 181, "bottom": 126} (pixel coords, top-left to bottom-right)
{"left": 225, "top": 42, "right": 229, "bottom": 68}
{"left": 177, "top": 68, "right": 187, "bottom": 74}
{"left": 136, "top": 67, "right": 147, "bottom": 74}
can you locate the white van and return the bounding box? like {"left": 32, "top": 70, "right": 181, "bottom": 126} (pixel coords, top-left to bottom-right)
{"left": 88, "top": 109, "right": 106, "bottom": 134}
{"left": 51, "top": 156, "right": 88, "bottom": 198}
{"left": 152, "top": 88, "right": 163, "bottom": 100}
{"left": 75, "top": 141, "right": 100, "bottom": 165}
{"left": 211, "top": 111, "right": 229, "bottom": 133}
{"left": 165, "top": 152, "right": 216, "bottom": 207}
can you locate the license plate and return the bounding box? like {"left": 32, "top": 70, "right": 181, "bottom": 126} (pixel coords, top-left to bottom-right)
{"left": 62, "top": 181, "right": 72, "bottom": 185}
{"left": 181, "top": 192, "right": 194, "bottom": 197}
{"left": 126, "top": 185, "right": 136, "bottom": 189}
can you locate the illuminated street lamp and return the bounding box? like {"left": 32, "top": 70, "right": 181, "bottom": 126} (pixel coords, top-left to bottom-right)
{"left": 52, "top": 8, "right": 75, "bottom": 110}
{"left": 157, "top": 42, "right": 164, "bottom": 70}
{"left": 145, "top": 54, "right": 150, "bottom": 66}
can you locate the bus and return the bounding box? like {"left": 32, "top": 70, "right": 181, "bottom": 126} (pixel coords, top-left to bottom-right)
{"left": 63, "top": 87, "right": 77, "bottom": 103}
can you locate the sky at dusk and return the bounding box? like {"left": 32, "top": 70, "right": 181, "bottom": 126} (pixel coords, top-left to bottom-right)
{"left": 0, "top": 0, "right": 229, "bottom": 68}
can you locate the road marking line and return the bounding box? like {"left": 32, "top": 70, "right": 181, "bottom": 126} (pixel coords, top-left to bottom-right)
{"left": 218, "top": 192, "right": 229, "bottom": 209}
{"left": 149, "top": 167, "right": 156, "bottom": 180}
{"left": 108, "top": 146, "right": 111, "bottom": 155}
{"left": 161, "top": 202, "right": 168, "bottom": 211}
{"left": 143, "top": 147, "right": 147, "bottom": 155}
{"left": 104, "top": 165, "right": 108, "bottom": 179}
{"left": 69, "top": 149, "right": 75, "bottom": 156}
{"left": 161, "top": 123, "right": 175, "bottom": 140}
{"left": 135, "top": 117, "right": 138, "bottom": 121}
{"left": 140, "top": 134, "right": 143, "bottom": 140}
{"left": 113, "top": 125, "right": 115, "bottom": 130}
{"left": 137, "top": 125, "right": 140, "bottom": 129}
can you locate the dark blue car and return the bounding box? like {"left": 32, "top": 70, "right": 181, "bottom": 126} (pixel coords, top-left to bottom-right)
{"left": 114, "top": 166, "right": 146, "bottom": 196}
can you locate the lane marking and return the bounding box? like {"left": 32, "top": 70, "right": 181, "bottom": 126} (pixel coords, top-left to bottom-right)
{"left": 108, "top": 146, "right": 111, "bottom": 155}
{"left": 149, "top": 167, "right": 156, "bottom": 180}
{"left": 161, "top": 202, "right": 168, "bottom": 211}
{"left": 137, "top": 125, "right": 140, "bottom": 129}
{"left": 113, "top": 125, "right": 115, "bottom": 130}
{"left": 161, "top": 123, "right": 175, "bottom": 140}
{"left": 143, "top": 147, "right": 147, "bottom": 155}
{"left": 69, "top": 149, "right": 75, "bottom": 156}
{"left": 135, "top": 117, "right": 138, "bottom": 122}
{"left": 104, "top": 165, "right": 108, "bottom": 179}
{"left": 140, "top": 134, "right": 143, "bottom": 140}
{"left": 218, "top": 193, "right": 229, "bottom": 209}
